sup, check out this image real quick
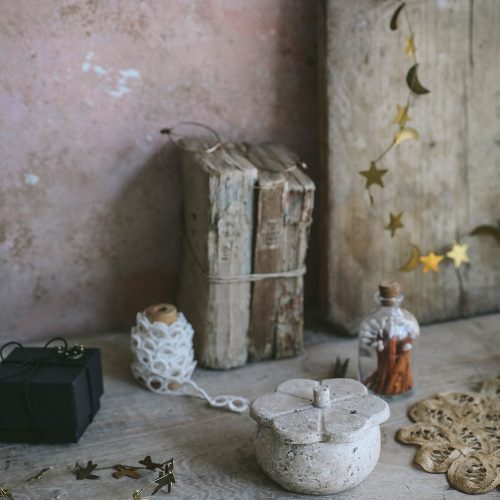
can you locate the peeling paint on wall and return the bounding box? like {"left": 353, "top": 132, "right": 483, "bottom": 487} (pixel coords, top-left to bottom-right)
{"left": 81, "top": 51, "right": 141, "bottom": 98}
{"left": 109, "top": 68, "right": 141, "bottom": 98}
{"left": 24, "top": 173, "right": 40, "bottom": 186}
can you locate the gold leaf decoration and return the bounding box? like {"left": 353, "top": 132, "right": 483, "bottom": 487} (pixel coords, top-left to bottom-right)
{"left": 446, "top": 241, "right": 470, "bottom": 268}
{"left": 385, "top": 212, "right": 404, "bottom": 237}
{"left": 152, "top": 459, "right": 175, "bottom": 496}
{"left": 406, "top": 64, "right": 430, "bottom": 94}
{"left": 390, "top": 3, "right": 406, "bottom": 30}
{"left": 112, "top": 465, "right": 141, "bottom": 480}
{"left": 393, "top": 104, "right": 411, "bottom": 127}
{"left": 394, "top": 127, "right": 419, "bottom": 146}
{"left": 138, "top": 456, "right": 162, "bottom": 471}
{"left": 470, "top": 224, "right": 500, "bottom": 244}
{"left": 420, "top": 251, "right": 444, "bottom": 273}
{"left": 359, "top": 162, "right": 388, "bottom": 189}
{"left": 405, "top": 36, "right": 416, "bottom": 58}
{"left": 399, "top": 244, "right": 421, "bottom": 272}
{"left": 74, "top": 461, "right": 99, "bottom": 480}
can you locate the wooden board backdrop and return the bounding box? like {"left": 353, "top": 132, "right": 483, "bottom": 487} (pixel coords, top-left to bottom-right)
{"left": 319, "top": 0, "right": 500, "bottom": 333}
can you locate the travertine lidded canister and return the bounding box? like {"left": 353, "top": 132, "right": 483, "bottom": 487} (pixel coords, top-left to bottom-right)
{"left": 250, "top": 378, "right": 390, "bottom": 495}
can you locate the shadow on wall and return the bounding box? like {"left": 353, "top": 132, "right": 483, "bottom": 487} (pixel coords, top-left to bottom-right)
{"left": 272, "top": 3, "right": 319, "bottom": 312}
{"left": 100, "top": 142, "right": 182, "bottom": 330}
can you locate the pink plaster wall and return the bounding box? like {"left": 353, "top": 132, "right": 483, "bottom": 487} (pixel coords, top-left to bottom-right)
{"left": 0, "top": 1, "right": 318, "bottom": 342}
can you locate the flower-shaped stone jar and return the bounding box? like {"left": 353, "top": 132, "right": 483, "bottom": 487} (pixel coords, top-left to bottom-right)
{"left": 250, "top": 378, "right": 390, "bottom": 495}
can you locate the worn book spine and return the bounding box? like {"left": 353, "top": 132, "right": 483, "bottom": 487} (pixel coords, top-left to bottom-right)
{"left": 272, "top": 145, "right": 315, "bottom": 358}
{"left": 178, "top": 143, "right": 257, "bottom": 369}
{"left": 247, "top": 144, "right": 315, "bottom": 360}
{"left": 248, "top": 167, "right": 286, "bottom": 361}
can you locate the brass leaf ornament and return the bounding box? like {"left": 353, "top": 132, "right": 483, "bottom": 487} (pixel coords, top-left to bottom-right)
{"left": 385, "top": 212, "right": 404, "bottom": 237}
{"left": 152, "top": 459, "right": 175, "bottom": 495}
{"left": 74, "top": 461, "right": 99, "bottom": 480}
{"left": 138, "top": 456, "right": 162, "bottom": 471}
{"left": 406, "top": 64, "right": 430, "bottom": 94}
{"left": 112, "top": 465, "right": 141, "bottom": 480}
{"left": 390, "top": 3, "right": 406, "bottom": 30}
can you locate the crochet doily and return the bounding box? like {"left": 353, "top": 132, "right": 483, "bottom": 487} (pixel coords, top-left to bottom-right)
{"left": 396, "top": 378, "right": 500, "bottom": 494}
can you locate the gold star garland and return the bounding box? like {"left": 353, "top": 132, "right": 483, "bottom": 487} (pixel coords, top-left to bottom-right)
{"left": 0, "top": 456, "right": 175, "bottom": 499}
{"left": 360, "top": 1, "right": 499, "bottom": 276}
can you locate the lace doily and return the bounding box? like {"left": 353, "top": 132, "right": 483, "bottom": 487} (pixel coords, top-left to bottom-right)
{"left": 131, "top": 312, "right": 249, "bottom": 414}
{"left": 396, "top": 378, "right": 500, "bottom": 494}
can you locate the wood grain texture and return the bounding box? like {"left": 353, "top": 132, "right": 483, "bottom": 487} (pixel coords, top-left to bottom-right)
{"left": 1, "top": 315, "right": 499, "bottom": 499}
{"left": 178, "top": 145, "right": 257, "bottom": 369}
{"left": 320, "top": 0, "right": 500, "bottom": 332}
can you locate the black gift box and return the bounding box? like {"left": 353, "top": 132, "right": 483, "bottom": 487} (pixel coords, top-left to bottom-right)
{"left": 0, "top": 345, "right": 103, "bottom": 443}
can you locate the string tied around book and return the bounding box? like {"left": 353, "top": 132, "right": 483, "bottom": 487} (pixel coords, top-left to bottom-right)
{"left": 182, "top": 229, "right": 307, "bottom": 284}
{"left": 130, "top": 305, "right": 249, "bottom": 414}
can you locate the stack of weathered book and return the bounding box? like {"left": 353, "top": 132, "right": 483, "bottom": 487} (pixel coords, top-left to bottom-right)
{"left": 178, "top": 142, "right": 315, "bottom": 369}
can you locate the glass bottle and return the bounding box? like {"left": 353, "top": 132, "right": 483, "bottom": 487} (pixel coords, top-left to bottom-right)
{"left": 358, "top": 280, "right": 419, "bottom": 400}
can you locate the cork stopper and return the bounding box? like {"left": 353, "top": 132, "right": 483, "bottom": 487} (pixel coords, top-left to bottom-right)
{"left": 145, "top": 303, "right": 178, "bottom": 325}
{"left": 378, "top": 280, "right": 402, "bottom": 305}
{"left": 379, "top": 280, "right": 401, "bottom": 298}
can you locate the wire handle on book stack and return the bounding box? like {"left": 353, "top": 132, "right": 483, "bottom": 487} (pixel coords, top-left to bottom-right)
{"left": 130, "top": 305, "right": 249, "bottom": 414}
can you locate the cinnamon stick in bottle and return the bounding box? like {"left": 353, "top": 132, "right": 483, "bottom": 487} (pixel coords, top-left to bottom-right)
{"left": 358, "top": 280, "right": 420, "bottom": 399}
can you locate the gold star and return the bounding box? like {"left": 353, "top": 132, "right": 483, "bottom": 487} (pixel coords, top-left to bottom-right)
{"left": 420, "top": 251, "right": 444, "bottom": 273}
{"left": 393, "top": 104, "right": 411, "bottom": 127}
{"left": 385, "top": 212, "right": 404, "bottom": 237}
{"left": 405, "top": 36, "right": 416, "bottom": 58}
{"left": 359, "top": 162, "right": 388, "bottom": 189}
{"left": 446, "top": 241, "right": 470, "bottom": 268}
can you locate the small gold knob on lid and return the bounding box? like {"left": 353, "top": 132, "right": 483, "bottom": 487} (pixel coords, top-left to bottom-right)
{"left": 144, "top": 303, "right": 178, "bottom": 325}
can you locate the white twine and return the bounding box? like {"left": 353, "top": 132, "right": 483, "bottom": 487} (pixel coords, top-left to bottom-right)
{"left": 130, "top": 312, "right": 248, "bottom": 414}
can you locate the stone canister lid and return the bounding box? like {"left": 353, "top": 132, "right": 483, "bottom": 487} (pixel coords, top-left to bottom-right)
{"left": 250, "top": 378, "right": 390, "bottom": 444}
